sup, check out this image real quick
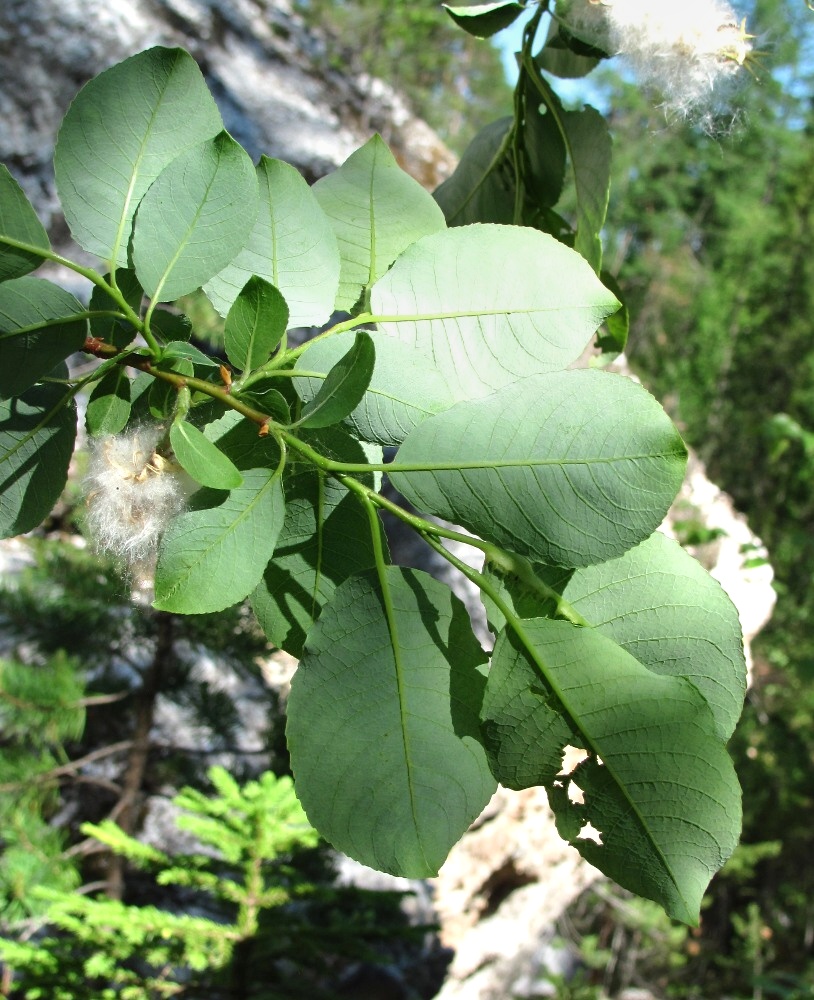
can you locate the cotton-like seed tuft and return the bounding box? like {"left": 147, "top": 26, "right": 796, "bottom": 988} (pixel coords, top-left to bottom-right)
{"left": 557, "top": 0, "right": 754, "bottom": 127}
{"left": 84, "top": 426, "right": 187, "bottom": 572}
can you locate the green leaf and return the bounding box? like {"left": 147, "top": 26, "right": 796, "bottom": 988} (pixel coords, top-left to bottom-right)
{"left": 443, "top": 1, "right": 525, "bottom": 37}
{"left": 481, "top": 619, "right": 742, "bottom": 924}
{"left": 296, "top": 330, "right": 455, "bottom": 446}
{"left": 224, "top": 276, "right": 288, "bottom": 373}
{"left": 536, "top": 22, "right": 606, "bottom": 78}
{"left": 313, "top": 135, "right": 446, "bottom": 311}
{"left": 0, "top": 383, "right": 77, "bottom": 537}
{"left": 132, "top": 132, "right": 258, "bottom": 302}
{"left": 89, "top": 270, "right": 143, "bottom": 350}
{"left": 0, "top": 277, "right": 88, "bottom": 399}
{"left": 250, "top": 427, "right": 380, "bottom": 656}
{"left": 205, "top": 156, "right": 340, "bottom": 328}
{"left": 153, "top": 464, "right": 284, "bottom": 614}
{"left": 390, "top": 370, "right": 687, "bottom": 568}
{"left": 86, "top": 368, "right": 131, "bottom": 436}
{"left": 433, "top": 118, "right": 516, "bottom": 226}
{"left": 54, "top": 47, "right": 223, "bottom": 266}
{"left": 594, "top": 271, "right": 629, "bottom": 356}
{"left": 370, "top": 225, "right": 619, "bottom": 402}
{"left": 159, "top": 340, "right": 218, "bottom": 369}
{"left": 287, "top": 567, "right": 497, "bottom": 877}
{"left": 298, "top": 331, "right": 375, "bottom": 429}
{"left": 561, "top": 106, "right": 612, "bottom": 272}
{"left": 169, "top": 419, "right": 243, "bottom": 490}
{"left": 233, "top": 381, "right": 291, "bottom": 423}
{"left": 0, "top": 164, "right": 51, "bottom": 282}
{"left": 521, "top": 73, "right": 567, "bottom": 210}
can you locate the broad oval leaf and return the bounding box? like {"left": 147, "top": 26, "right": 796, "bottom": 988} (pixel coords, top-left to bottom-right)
{"left": 169, "top": 419, "right": 243, "bottom": 490}
{"left": 298, "top": 331, "right": 375, "bottom": 429}
{"left": 287, "top": 567, "right": 497, "bottom": 877}
{"left": 205, "top": 156, "right": 340, "bottom": 329}
{"left": 296, "top": 330, "right": 455, "bottom": 446}
{"left": 0, "top": 382, "right": 77, "bottom": 537}
{"left": 443, "top": 1, "right": 525, "bottom": 37}
{"left": 391, "top": 369, "right": 687, "bottom": 568}
{"left": 251, "top": 427, "right": 380, "bottom": 656}
{"left": 132, "top": 132, "right": 258, "bottom": 303}
{"left": 0, "top": 164, "right": 50, "bottom": 282}
{"left": 54, "top": 47, "right": 223, "bottom": 266}
{"left": 482, "top": 619, "right": 742, "bottom": 924}
{"left": 313, "top": 135, "right": 446, "bottom": 311}
{"left": 370, "top": 225, "right": 619, "bottom": 401}
{"left": 0, "top": 277, "right": 87, "bottom": 399}
{"left": 224, "top": 276, "right": 288, "bottom": 373}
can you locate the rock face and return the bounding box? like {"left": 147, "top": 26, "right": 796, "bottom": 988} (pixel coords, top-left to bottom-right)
{"left": 0, "top": 0, "right": 455, "bottom": 250}
{"left": 0, "top": 6, "right": 777, "bottom": 999}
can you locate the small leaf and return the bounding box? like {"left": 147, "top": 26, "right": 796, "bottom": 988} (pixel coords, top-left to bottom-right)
{"left": 86, "top": 368, "right": 131, "bottom": 436}
{"left": 205, "top": 156, "right": 340, "bottom": 328}
{"left": 0, "top": 277, "right": 87, "bottom": 399}
{"left": 251, "top": 426, "right": 380, "bottom": 656}
{"left": 54, "top": 47, "right": 223, "bottom": 266}
{"left": 390, "top": 370, "right": 687, "bottom": 568}
{"left": 224, "top": 276, "right": 288, "bottom": 373}
{"left": 150, "top": 312, "right": 193, "bottom": 345}
{"left": 0, "top": 382, "right": 77, "bottom": 537}
{"left": 287, "top": 567, "right": 497, "bottom": 877}
{"left": 444, "top": 1, "right": 525, "bottom": 37}
{"left": 159, "top": 340, "right": 218, "bottom": 369}
{"left": 595, "top": 271, "right": 629, "bottom": 355}
{"left": 434, "top": 118, "right": 516, "bottom": 226}
{"left": 370, "top": 225, "right": 619, "bottom": 402}
{"left": 0, "top": 164, "right": 51, "bottom": 282}
{"left": 536, "top": 21, "right": 607, "bottom": 78}
{"left": 482, "top": 619, "right": 742, "bottom": 924}
{"left": 314, "top": 136, "right": 446, "bottom": 311}
{"left": 298, "top": 331, "right": 375, "bottom": 429}
{"left": 296, "top": 330, "right": 455, "bottom": 445}
{"left": 234, "top": 382, "right": 291, "bottom": 423}
{"left": 561, "top": 106, "right": 612, "bottom": 272}
{"left": 132, "top": 132, "right": 258, "bottom": 303}
{"left": 170, "top": 419, "right": 243, "bottom": 490}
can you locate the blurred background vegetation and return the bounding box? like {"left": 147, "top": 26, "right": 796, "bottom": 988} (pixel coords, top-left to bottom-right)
{"left": 2, "top": 0, "right": 814, "bottom": 996}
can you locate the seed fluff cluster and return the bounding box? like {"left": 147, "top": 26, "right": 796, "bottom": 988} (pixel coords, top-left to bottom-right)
{"left": 84, "top": 426, "right": 188, "bottom": 573}
{"left": 556, "top": 0, "right": 754, "bottom": 126}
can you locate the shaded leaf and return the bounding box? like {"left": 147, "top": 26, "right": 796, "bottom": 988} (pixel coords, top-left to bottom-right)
{"left": 287, "top": 567, "right": 497, "bottom": 876}
{"left": 0, "top": 277, "right": 87, "bottom": 399}
{"left": 86, "top": 368, "right": 131, "bottom": 437}
{"left": 251, "top": 427, "right": 380, "bottom": 656}
{"left": 54, "top": 47, "right": 222, "bottom": 266}
{"left": 314, "top": 136, "right": 446, "bottom": 311}
{"left": 205, "top": 156, "right": 340, "bottom": 329}
{"left": 0, "top": 164, "right": 50, "bottom": 282}
{"left": 390, "top": 370, "right": 687, "bottom": 568}
{"left": 443, "top": 1, "right": 525, "bottom": 37}
{"left": 434, "top": 118, "right": 516, "bottom": 226}
{"left": 132, "top": 132, "right": 258, "bottom": 302}
{"left": 0, "top": 383, "right": 77, "bottom": 537}
{"left": 89, "top": 270, "right": 143, "bottom": 350}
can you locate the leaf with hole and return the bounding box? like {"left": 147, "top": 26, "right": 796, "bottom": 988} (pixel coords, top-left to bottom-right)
{"left": 481, "top": 618, "right": 741, "bottom": 924}
{"left": 287, "top": 567, "right": 497, "bottom": 877}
